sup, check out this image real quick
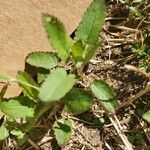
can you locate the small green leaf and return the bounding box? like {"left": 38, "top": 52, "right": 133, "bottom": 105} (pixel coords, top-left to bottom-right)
{"left": 26, "top": 52, "right": 58, "bottom": 69}
{"left": 42, "top": 14, "right": 72, "bottom": 62}
{"left": 0, "top": 99, "right": 34, "bottom": 118}
{"left": 71, "top": 41, "right": 98, "bottom": 69}
{"left": 82, "top": 43, "right": 98, "bottom": 67}
{"left": 90, "top": 80, "right": 118, "bottom": 113}
{"left": 0, "top": 73, "right": 11, "bottom": 82}
{"left": 17, "top": 71, "right": 39, "bottom": 100}
{"left": 37, "top": 68, "right": 49, "bottom": 84}
{"left": 11, "top": 129, "right": 24, "bottom": 137}
{"left": 53, "top": 119, "right": 72, "bottom": 145}
{"left": 71, "top": 40, "right": 85, "bottom": 68}
{"left": 65, "top": 88, "right": 93, "bottom": 114}
{"left": 11, "top": 129, "right": 27, "bottom": 145}
{"left": 75, "top": 0, "right": 106, "bottom": 44}
{"left": 0, "top": 125, "right": 9, "bottom": 141}
{"left": 143, "top": 111, "right": 150, "bottom": 123}
{"left": 39, "top": 68, "right": 77, "bottom": 102}
{"left": 130, "top": 7, "right": 144, "bottom": 19}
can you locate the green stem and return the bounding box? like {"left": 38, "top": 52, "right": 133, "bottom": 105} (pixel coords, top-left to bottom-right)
{"left": 17, "top": 80, "right": 40, "bottom": 91}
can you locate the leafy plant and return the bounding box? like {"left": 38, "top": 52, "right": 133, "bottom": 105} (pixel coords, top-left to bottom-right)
{"left": 0, "top": 0, "right": 124, "bottom": 147}
{"left": 131, "top": 41, "right": 150, "bottom": 72}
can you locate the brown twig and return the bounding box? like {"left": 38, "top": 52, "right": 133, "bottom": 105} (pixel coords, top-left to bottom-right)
{"left": 117, "top": 81, "right": 150, "bottom": 110}
{"left": 109, "top": 115, "right": 133, "bottom": 150}
{"left": 117, "top": 65, "right": 150, "bottom": 110}
{"left": 124, "top": 65, "right": 150, "bottom": 78}
{"left": 27, "top": 138, "right": 40, "bottom": 150}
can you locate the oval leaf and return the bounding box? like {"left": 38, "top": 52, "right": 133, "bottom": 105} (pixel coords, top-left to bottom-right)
{"left": 26, "top": 52, "right": 58, "bottom": 69}
{"left": 53, "top": 119, "right": 72, "bottom": 145}
{"left": 0, "top": 99, "right": 34, "bottom": 118}
{"left": 0, "top": 125, "right": 9, "bottom": 141}
{"left": 42, "top": 14, "right": 72, "bottom": 62}
{"left": 143, "top": 111, "right": 150, "bottom": 123}
{"left": 17, "top": 71, "right": 39, "bottom": 100}
{"left": 75, "top": 0, "right": 106, "bottom": 44}
{"left": 65, "top": 88, "right": 93, "bottom": 114}
{"left": 90, "top": 80, "right": 118, "bottom": 113}
{"left": 39, "top": 68, "right": 77, "bottom": 102}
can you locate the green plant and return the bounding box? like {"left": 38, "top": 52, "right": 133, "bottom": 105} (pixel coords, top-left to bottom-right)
{"left": 0, "top": 0, "right": 133, "bottom": 149}
{"left": 131, "top": 41, "right": 150, "bottom": 72}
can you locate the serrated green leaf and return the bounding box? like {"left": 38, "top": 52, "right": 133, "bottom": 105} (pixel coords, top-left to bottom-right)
{"left": 65, "top": 88, "right": 93, "bottom": 114}
{"left": 53, "top": 119, "right": 72, "bottom": 145}
{"left": 90, "top": 80, "right": 118, "bottom": 113}
{"left": 0, "top": 125, "right": 9, "bottom": 141}
{"left": 39, "top": 68, "right": 77, "bottom": 102}
{"left": 143, "top": 111, "right": 150, "bottom": 123}
{"left": 17, "top": 71, "right": 39, "bottom": 100}
{"left": 26, "top": 52, "right": 58, "bottom": 69}
{"left": 75, "top": 0, "right": 106, "bottom": 44}
{"left": 0, "top": 99, "right": 34, "bottom": 118}
{"left": 42, "top": 14, "right": 72, "bottom": 62}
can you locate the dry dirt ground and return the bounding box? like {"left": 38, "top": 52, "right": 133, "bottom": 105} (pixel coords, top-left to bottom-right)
{"left": 1, "top": 0, "right": 150, "bottom": 150}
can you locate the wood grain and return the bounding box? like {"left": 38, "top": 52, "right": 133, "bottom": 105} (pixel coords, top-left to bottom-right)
{"left": 0, "top": 0, "right": 91, "bottom": 97}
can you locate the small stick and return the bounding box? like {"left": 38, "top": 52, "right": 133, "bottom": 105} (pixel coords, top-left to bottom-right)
{"left": 124, "top": 65, "right": 150, "bottom": 78}
{"left": 130, "top": 110, "right": 150, "bottom": 144}
{"left": 105, "top": 142, "right": 113, "bottom": 150}
{"left": 106, "top": 39, "right": 134, "bottom": 43}
{"left": 0, "top": 83, "right": 9, "bottom": 99}
{"left": 109, "top": 115, "right": 133, "bottom": 150}
{"left": 27, "top": 138, "right": 40, "bottom": 150}
{"left": 117, "top": 81, "right": 150, "bottom": 110}
{"left": 110, "top": 25, "right": 140, "bottom": 32}
{"left": 117, "top": 65, "right": 150, "bottom": 109}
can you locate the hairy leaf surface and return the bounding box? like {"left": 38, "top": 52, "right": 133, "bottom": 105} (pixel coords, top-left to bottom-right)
{"left": 75, "top": 0, "right": 106, "bottom": 44}
{"left": 0, "top": 99, "right": 34, "bottom": 118}
{"left": 26, "top": 52, "right": 58, "bottom": 69}
{"left": 39, "top": 68, "right": 77, "bottom": 102}
{"left": 90, "top": 80, "right": 118, "bottom": 113}
{"left": 65, "top": 88, "right": 93, "bottom": 114}
{"left": 42, "top": 14, "right": 72, "bottom": 62}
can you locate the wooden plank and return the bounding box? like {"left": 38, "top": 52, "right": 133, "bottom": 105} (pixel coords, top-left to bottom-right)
{"left": 0, "top": 0, "right": 91, "bottom": 97}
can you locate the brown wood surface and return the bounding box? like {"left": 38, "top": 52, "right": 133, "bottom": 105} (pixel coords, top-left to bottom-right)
{"left": 0, "top": 0, "right": 91, "bottom": 97}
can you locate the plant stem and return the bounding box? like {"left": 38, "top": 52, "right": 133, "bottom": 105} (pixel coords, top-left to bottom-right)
{"left": 18, "top": 81, "right": 40, "bottom": 91}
